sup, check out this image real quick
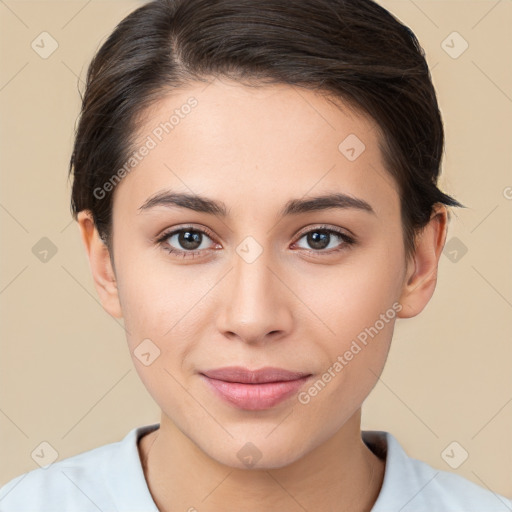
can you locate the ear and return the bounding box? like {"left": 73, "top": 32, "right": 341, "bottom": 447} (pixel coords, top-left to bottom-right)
{"left": 77, "top": 210, "right": 123, "bottom": 319}
{"left": 397, "top": 203, "right": 448, "bottom": 319}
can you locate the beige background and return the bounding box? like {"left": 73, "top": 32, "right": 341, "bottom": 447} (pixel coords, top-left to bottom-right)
{"left": 1, "top": 0, "right": 511, "bottom": 499}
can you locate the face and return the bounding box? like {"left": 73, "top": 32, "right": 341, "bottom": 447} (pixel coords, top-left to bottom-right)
{"left": 83, "top": 78, "right": 443, "bottom": 469}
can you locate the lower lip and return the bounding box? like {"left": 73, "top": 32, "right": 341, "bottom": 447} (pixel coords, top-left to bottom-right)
{"left": 201, "top": 375, "right": 312, "bottom": 411}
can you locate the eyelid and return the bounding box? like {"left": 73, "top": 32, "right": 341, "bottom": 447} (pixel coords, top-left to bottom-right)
{"left": 155, "top": 224, "right": 218, "bottom": 244}
{"left": 293, "top": 224, "right": 355, "bottom": 243}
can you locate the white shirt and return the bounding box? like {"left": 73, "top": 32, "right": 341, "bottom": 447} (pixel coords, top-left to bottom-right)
{"left": 1, "top": 423, "right": 510, "bottom": 511}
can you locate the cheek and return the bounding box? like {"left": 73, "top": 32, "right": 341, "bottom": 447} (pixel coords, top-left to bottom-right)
{"left": 298, "top": 242, "right": 402, "bottom": 404}
{"left": 117, "top": 252, "right": 210, "bottom": 340}
{"left": 116, "top": 266, "right": 200, "bottom": 411}
{"left": 300, "top": 279, "right": 398, "bottom": 419}
{"left": 306, "top": 249, "right": 403, "bottom": 341}
{"left": 115, "top": 257, "right": 216, "bottom": 400}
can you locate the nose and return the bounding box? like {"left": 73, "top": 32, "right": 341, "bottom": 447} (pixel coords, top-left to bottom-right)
{"left": 215, "top": 246, "right": 294, "bottom": 346}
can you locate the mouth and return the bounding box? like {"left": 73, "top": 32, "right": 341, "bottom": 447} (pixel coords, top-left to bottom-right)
{"left": 199, "top": 366, "right": 313, "bottom": 410}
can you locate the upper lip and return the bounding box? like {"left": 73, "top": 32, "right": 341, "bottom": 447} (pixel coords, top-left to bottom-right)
{"left": 201, "top": 366, "right": 311, "bottom": 384}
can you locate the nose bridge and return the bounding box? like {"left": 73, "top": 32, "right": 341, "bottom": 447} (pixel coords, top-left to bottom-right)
{"left": 216, "top": 239, "right": 292, "bottom": 343}
{"left": 234, "top": 245, "right": 273, "bottom": 309}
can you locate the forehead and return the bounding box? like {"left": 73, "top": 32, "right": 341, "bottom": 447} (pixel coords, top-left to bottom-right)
{"left": 113, "top": 78, "right": 399, "bottom": 220}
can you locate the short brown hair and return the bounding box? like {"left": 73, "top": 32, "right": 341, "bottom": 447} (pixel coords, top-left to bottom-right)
{"left": 69, "top": 0, "right": 464, "bottom": 260}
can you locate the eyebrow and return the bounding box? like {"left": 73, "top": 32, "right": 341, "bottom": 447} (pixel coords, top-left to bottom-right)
{"left": 138, "top": 190, "right": 375, "bottom": 217}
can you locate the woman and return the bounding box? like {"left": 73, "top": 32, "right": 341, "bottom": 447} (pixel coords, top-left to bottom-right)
{"left": 1, "top": 0, "right": 510, "bottom": 510}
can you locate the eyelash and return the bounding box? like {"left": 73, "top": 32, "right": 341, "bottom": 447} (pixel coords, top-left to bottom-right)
{"left": 155, "top": 224, "right": 356, "bottom": 260}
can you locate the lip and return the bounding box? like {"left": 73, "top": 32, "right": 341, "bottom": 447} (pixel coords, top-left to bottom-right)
{"left": 199, "top": 366, "right": 312, "bottom": 410}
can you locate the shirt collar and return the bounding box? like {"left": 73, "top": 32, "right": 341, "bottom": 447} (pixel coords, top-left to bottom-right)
{"left": 105, "top": 423, "right": 161, "bottom": 512}
{"left": 112, "top": 423, "right": 405, "bottom": 511}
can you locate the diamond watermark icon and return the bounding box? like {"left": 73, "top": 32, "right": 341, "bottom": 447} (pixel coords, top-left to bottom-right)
{"left": 31, "top": 32, "right": 59, "bottom": 59}
{"left": 441, "top": 441, "right": 469, "bottom": 469}
{"left": 32, "top": 237, "right": 58, "bottom": 263}
{"left": 441, "top": 31, "right": 468, "bottom": 59}
{"left": 134, "top": 338, "right": 161, "bottom": 366}
{"left": 237, "top": 442, "right": 262, "bottom": 468}
{"left": 31, "top": 441, "right": 59, "bottom": 469}
{"left": 443, "top": 236, "right": 468, "bottom": 263}
{"left": 236, "top": 236, "right": 263, "bottom": 264}
{"left": 338, "top": 134, "right": 366, "bottom": 161}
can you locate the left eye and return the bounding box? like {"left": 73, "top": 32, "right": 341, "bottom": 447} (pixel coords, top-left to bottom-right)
{"left": 294, "top": 228, "right": 354, "bottom": 252}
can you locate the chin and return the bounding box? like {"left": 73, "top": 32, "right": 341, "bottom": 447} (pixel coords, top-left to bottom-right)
{"left": 198, "top": 432, "right": 309, "bottom": 471}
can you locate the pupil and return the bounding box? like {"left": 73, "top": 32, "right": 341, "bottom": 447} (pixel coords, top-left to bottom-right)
{"left": 308, "top": 231, "right": 329, "bottom": 250}
{"left": 179, "top": 230, "right": 201, "bottom": 250}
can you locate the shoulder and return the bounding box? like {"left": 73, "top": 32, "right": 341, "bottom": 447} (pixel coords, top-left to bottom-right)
{"left": 0, "top": 443, "right": 116, "bottom": 512}
{"left": 0, "top": 437, "right": 122, "bottom": 512}
{"left": 363, "top": 430, "right": 512, "bottom": 512}
{"left": 0, "top": 424, "right": 160, "bottom": 512}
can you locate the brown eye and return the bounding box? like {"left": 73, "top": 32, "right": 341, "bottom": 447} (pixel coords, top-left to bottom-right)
{"left": 293, "top": 227, "right": 355, "bottom": 253}
{"left": 172, "top": 229, "right": 204, "bottom": 251}
{"left": 156, "top": 226, "right": 218, "bottom": 259}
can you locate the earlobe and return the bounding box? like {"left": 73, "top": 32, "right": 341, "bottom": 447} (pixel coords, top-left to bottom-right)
{"left": 397, "top": 204, "right": 448, "bottom": 319}
{"left": 77, "top": 211, "right": 123, "bottom": 319}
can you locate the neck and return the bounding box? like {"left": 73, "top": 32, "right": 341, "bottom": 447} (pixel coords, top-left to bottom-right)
{"left": 138, "top": 409, "right": 385, "bottom": 512}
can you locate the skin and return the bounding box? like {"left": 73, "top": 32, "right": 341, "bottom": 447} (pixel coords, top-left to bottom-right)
{"left": 77, "top": 78, "right": 448, "bottom": 512}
